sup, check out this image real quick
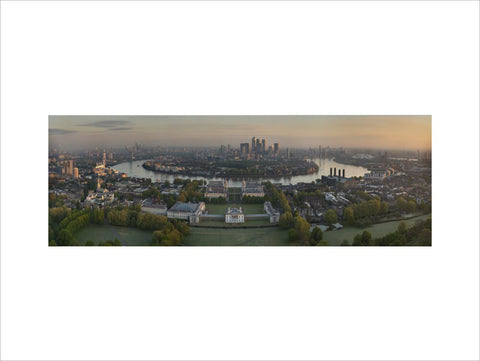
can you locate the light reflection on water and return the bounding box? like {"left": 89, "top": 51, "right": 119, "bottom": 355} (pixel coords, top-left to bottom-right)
{"left": 111, "top": 158, "right": 369, "bottom": 186}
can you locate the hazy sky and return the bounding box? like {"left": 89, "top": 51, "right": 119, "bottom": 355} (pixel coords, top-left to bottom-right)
{"left": 49, "top": 115, "right": 432, "bottom": 151}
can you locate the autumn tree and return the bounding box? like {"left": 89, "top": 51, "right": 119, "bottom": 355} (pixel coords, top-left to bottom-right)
{"left": 324, "top": 209, "right": 338, "bottom": 226}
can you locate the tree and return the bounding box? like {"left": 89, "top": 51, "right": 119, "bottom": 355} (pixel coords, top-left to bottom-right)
{"left": 316, "top": 240, "right": 328, "bottom": 246}
{"left": 178, "top": 192, "right": 187, "bottom": 203}
{"left": 85, "top": 240, "right": 95, "bottom": 246}
{"left": 279, "top": 212, "right": 294, "bottom": 229}
{"left": 288, "top": 228, "right": 298, "bottom": 242}
{"left": 380, "top": 201, "right": 389, "bottom": 215}
{"left": 49, "top": 207, "right": 71, "bottom": 223}
{"left": 396, "top": 197, "right": 408, "bottom": 212}
{"left": 360, "top": 230, "right": 372, "bottom": 246}
{"left": 407, "top": 200, "right": 417, "bottom": 213}
{"left": 353, "top": 230, "right": 372, "bottom": 246}
{"left": 343, "top": 207, "right": 355, "bottom": 225}
{"left": 92, "top": 208, "right": 105, "bottom": 224}
{"left": 324, "top": 209, "right": 338, "bottom": 226}
{"left": 294, "top": 216, "right": 311, "bottom": 243}
{"left": 161, "top": 229, "right": 182, "bottom": 246}
{"left": 340, "top": 240, "right": 350, "bottom": 246}
{"left": 397, "top": 221, "right": 407, "bottom": 234}
{"left": 310, "top": 226, "right": 323, "bottom": 245}
{"left": 57, "top": 229, "right": 74, "bottom": 246}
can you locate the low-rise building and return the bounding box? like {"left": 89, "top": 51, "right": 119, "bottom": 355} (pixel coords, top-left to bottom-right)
{"left": 264, "top": 201, "right": 280, "bottom": 223}
{"left": 141, "top": 199, "right": 167, "bottom": 215}
{"left": 167, "top": 202, "right": 205, "bottom": 223}
{"left": 225, "top": 207, "right": 245, "bottom": 223}
{"left": 85, "top": 188, "right": 115, "bottom": 205}
{"left": 364, "top": 168, "right": 395, "bottom": 181}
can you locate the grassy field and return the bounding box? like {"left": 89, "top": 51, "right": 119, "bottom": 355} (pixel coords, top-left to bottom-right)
{"left": 184, "top": 226, "right": 291, "bottom": 246}
{"left": 75, "top": 224, "right": 153, "bottom": 246}
{"left": 205, "top": 203, "right": 264, "bottom": 215}
{"left": 228, "top": 187, "right": 242, "bottom": 202}
{"left": 323, "top": 214, "right": 431, "bottom": 246}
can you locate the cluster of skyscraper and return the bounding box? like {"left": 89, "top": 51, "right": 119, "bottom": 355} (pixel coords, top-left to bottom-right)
{"left": 239, "top": 137, "right": 279, "bottom": 156}
{"left": 62, "top": 159, "right": 79, "bottom": 178}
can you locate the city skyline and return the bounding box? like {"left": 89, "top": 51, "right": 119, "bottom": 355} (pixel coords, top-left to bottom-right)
{"left": 49, "top": 115, "right": 432, "bottom": 151}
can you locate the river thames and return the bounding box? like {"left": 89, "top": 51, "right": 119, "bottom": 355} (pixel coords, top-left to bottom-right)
{"left": 111, "top": 158, "right": 369, "bottom": 186}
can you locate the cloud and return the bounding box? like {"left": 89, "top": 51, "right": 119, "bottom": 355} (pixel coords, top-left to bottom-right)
{"left": 80, "top": 120, "right": 131, "bottom": 128}
{"left": 49, "top": 128, "right": 77, "bottom": 135}
{"left": 111, "top": 127, "right": 133, "bottom": 131}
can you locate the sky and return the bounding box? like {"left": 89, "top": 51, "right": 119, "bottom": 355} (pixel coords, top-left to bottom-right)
{"left": 49, "top": 115, "right": 432, "bottom": 151}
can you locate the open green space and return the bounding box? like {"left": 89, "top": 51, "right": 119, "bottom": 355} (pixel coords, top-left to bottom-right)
{"left": 184, "top": 226, "right": 291, "bottom": 246}
{"left": 323, "top": 214, "right": 432, "bottom": 246}
{"left": 228, "top": 187, "right": 242, "bottom": 202}
{"left": 205, "top": 203, "right": 264, "bottom": 215}
{"left": 75, "top": 224, "right": 153, "bottom": 246}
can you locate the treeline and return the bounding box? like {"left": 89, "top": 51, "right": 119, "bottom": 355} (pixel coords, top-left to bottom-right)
{"left": 396, "top": 197, "right": 417, "bottom": 214}
{"left": 342, "top": 198, "right": 389, "bottom": 227}
{"left": 50, "top": 209, "right": 92, "bottom": 246}
{"left": 279, "top": 211, "right": 325, "bottom": 246}
{"left": 242, "top": 195, "right": 266, "bottom": 204}
{"left": 206, "top": 197, "right": 227, "bottom": 204}
{"left": 291, "top": 190, "right": 324, "bottom": 206}
{"left": 349, "top": 218, "right": 432, "bottom": 246}
{"left": 49, "top": 204, "right": 190, "bottom": 246}
{"left": 265, "top": 182, "right": 291, "bottom": 213}
{"left": 104, "top": 205, "right": 190, "bottom": 245}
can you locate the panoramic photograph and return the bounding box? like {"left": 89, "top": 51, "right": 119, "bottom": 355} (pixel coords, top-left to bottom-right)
{"left": 48, "top": 115, "right": 432, "bottom": 246}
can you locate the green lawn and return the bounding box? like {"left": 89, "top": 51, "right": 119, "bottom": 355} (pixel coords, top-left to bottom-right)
{"left": 205, "top": 203, "right": 264, "bottom": 215}
{"left": 323, "top": 214, "right": 432, "bottom": 246}
{"left": 75, "top": 224, "right": 153, "bottom": 246}
{"left": 184, "top": 227, "right": 291, "bottom": 246}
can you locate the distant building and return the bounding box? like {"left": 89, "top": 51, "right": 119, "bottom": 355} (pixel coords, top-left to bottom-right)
{"left": 225, "top": 207, "right": 244, "bottom": 223}
{"left": 274, "top": 143, "right": 279, "bottom": 154}
{"left": 141, "top": 199, "right": 167, "bottom": 216}
{"left": 67, "top": 160, "right": 74, "bottom": 177}
{"left": 240, "top": 143, "right": 250, "bottom": 156}
{"left": 85, "top": 188, "right": 115, "bottom": 205}
{"left": 205, "top": 180, "right": 228, "bottom": 199}
{"left": 241, "top": 181, "right": 265, "bottom": 198}
{"left": 261, "top": 139, "right": 266, "bottom": 154}
{"left": 264, "top": 201, "right": 280, "bottom": 223}
{"left": 73, "top": 167, "right": 79, "bottom": 179}
{"left": 167, "top": 202, "right": 205, "bottom": 223}
{"left": 364, "top": 168, "right": 395, "bottom": 181}
{"left": 325, "top": 192, "right": 337, "bottom": 203}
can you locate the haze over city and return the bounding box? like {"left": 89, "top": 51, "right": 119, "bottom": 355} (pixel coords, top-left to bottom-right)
{"left": 49, "top": 115, "right": 432, "bottom": 151}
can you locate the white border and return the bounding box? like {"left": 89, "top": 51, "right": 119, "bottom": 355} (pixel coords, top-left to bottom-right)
{"left": 1, "top": 1, "right": 479, "bottom": 360}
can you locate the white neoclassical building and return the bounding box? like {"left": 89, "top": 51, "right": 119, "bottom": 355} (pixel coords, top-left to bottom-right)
{"left": 225, "top": 207, "right": 245, "bottom": 223}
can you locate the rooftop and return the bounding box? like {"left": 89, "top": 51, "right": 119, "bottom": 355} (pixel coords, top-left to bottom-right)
{"left": 169, "top": 202, "right": 202, "bottom": 213}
